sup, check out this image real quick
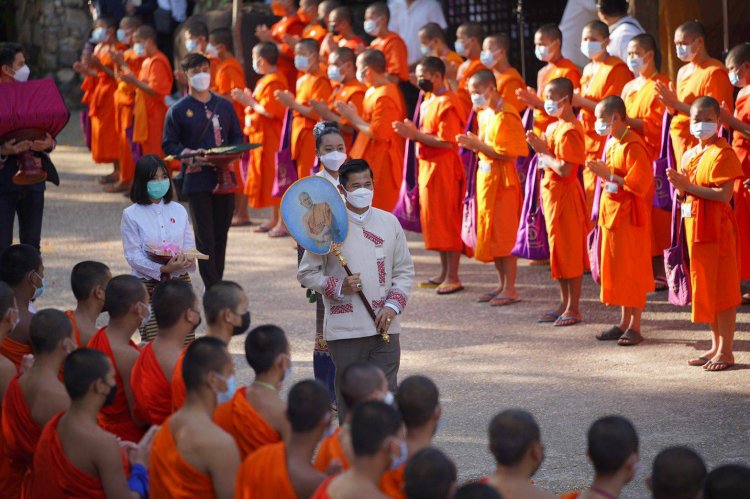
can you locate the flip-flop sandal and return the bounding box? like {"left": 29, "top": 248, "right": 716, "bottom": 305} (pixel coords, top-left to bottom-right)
{"left": 436, "top": 283, "right": 464, "bottom": 295}
{"left": 703, "top": 360, "right": 735, "bottom": 372}
{"left": 418, "top": 279, "right": 442, "bottom": 289}
{"left": 477, "top": 291, "right": 499, "bottom": 303}
{"left": 489, "top": 296, "right": 521, "bottom": 307}
{"left": 268, "top": 227, "right": 289, "bottom": 238}
{"left": 253, "top": 224, "right": 273, "bottom": 233}
{"left": 596, "top": 326, "right": 625, "bottom": 341}
{"left": 688, "top": 356, "right": 711, "bottom": 367}
{"left": 617, "top": 329, "right": 644, "bottom": 346}
{"left": 553, "top": 315, "right": 582, "bottom": 327}
{"left": 537, "top": 311, "right": 559, "bottom": 323}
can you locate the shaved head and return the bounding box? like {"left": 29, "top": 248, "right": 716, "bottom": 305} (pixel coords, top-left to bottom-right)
{"left": 120, "top": 16, "right": 141, "bottom": 29}
{"left": 631, "top": 33, "right": 657, "bottom": 54}
{"left": 596, "top": 95, "right": 627, "bottom": 121}
{"left": 584, "top": 20, "right": 609, "bottom": 39}
{"left": 546, "top": 77, "right": 574, "bottom": 101}
{"left": 358, "top": 48, "right": 386, "bottom": 74}
{"left": 366, "top": 2, "right": 389, "bottom": 22}
{"left": 676, "top": 20, "right": 705, "bottom": 40}
{"left": 651, "top": 447, "right": 706, "bottom": 499}
{"left": 417, "top": 56, "right": 445, "bottom": 77}
{"left": 419, "top": 23, "right": 446, "bottom": 43}
{"left": 692, "top": 96, "right": 720, "bottom": 117}
{"left": 340, "top": 362, "right": 385, "bottom": 408}
{"left": 536, "top": 23, "right": 562, "bottom": 43}
{"left": 457, "top": 22, "right": 484, "bottom": 42}
{"left": 332, "top": 46, "right": 355, "bottom": 65}
{"left": 254, "top": 41, "right": 279, "bottom": 65}
{"left": 297, "top": 37, "right": 319, "bottom": 55}
{"left": 727, "top": 42, "right": 750, "bottom": 67}
{"left": 470, "top": 69, "right": 497, "bottom": 89}
{"left": 396, "top": 375, "right": 439, "bottom": 429}
{"left": 485, "top": 33, "right": 510, "bottom": 52}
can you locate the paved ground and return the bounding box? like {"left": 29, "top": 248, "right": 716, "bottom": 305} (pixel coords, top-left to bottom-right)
{"left": 25, "top": 121, "right": 750, "bottom": 496}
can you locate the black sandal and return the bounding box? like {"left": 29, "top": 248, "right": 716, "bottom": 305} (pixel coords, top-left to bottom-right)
{"left": 596, "top": 326, "right": 624, "bottom": 341}
{"left": 617, "top": 329, "right": 644, "bottom": 346}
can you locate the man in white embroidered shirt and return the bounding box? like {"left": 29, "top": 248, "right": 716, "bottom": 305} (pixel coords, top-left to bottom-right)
{"left": 298, "top": 159, "right": 414, "bottom": 419}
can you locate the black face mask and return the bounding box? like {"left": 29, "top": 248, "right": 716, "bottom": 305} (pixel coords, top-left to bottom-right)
{"left": 232, "top": 311, "right": 251, "bottom": 336}
{"left": 417, "top": 78, "right": 433, "bottom": 93}
{"left": 104, "top": 383, "right": 117, "bottom": 406}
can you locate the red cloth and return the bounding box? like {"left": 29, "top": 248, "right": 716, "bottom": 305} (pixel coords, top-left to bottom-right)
{"left": 0, "top": 376, "right": 41, "bottom": 497}
{"left": 130, "top": 342, "right": 172, "bottom": 426}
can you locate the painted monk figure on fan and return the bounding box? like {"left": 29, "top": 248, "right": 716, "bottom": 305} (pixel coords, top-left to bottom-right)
{"left": 109, "top": 16, "right": 144, "bottom": 193}
{"left": 309, "top": 47, "right": 366, "bottom": 150}
{"left": 151, "top": 337, "right": 240, "bottom": 499}
{"left": 380, "top": 375, "right": 442, "bottom": 499}
{"left": 214, "top": 325, "right": 291, "bottom": 459}
{"left": 321, "top": 6, "right": 365, "bottom": 61}
{"left": 526, "top": 78, "right": 587, "bottom": 327}
{"left": 87, "top": 275, "right": 148, "bottom": 442}
{"left": 454, "top": 22, "right": 486, "bottom": 116}
{"left": 336, "top": 49, "right": 406, "bottom": 211}
{"left": 655, "top": 21, "right": 734, "bottom": 167}
{"left": 255, "top": 0, "right": 305, "bottom": 87}
{"left": 171, "top": 280, "right": 250, "bottom": 411}
{"left": 516, "top": 24, "right": 581, "bottom": 136}
{"left": 232, "top": 43, "right": 289, "bottom": 235}
{"left": 24, "top": 348, "right": 156, "bottom": 498}
{"left": 312, "top": 401, "right": 406, "bottom": 499}
{"left": 276, "top": 38, "right": 333, "bottom": 182}
{"left": 365, "top": 3, "right": 408, "bottom": 84}
{"left": 481, "top": 33, "right": 526, "bottom": 114}
{"left": 393, "top": 57, "right": 466, "bottom": 295}
{"left": 573, "top": 21, "right": 632, "bottom": 218}
{"left": 121, "top": 25, "right": 173, "bottom": 157}
{"left": 0, "top": 244, "right": 43, "bottom": 369}
{"left": 667, "top": 97, "right": 743, "bottom": 372}
{"left": 622, "top": 34, "right": 671, "bottom": 292}
{"left": 67, "top": 261, "right": 111, "bottom": 348}
{"left": 585, "top": 96, "right": 654, "bottom": 346}
{"left": 457, "top": 70, "right": 527, "bottom": 306}
{"left": 131, "top": 280, "right": 198, "bottom": 426}
{"left": 236, "top": 379, "right": 330, "bottom": 499}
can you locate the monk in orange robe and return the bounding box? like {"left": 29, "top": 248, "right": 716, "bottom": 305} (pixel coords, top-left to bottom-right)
{"left": 236, "top": 380, "right": 330, "bottom": 499}
{"left": 337, "top": 49, "right": 406, "bottom": 212}
{"left": 171, "top": 281, "right": 250, "bottom": 411}
{"left": 213, "top": 325, "right": 290, "bottom": 459}
{"left": 586, "top": 97, "right": 654, "bottom": 346}
{"left": 1, "top": 310, "right": 72, "bottom": 496}
{"left": 457, "top": 70, "right": 528, "bottom": 306}
{"left": 299, "top": 0, "right": 327, "bottom": 44}
{"left": 453, "top": 22, "right": 487, "bottom": 117}
{"left": 66, "top": 261, "right": 110, "bottom": 348}
{"left": 393, "top": 57, "right": 466, "bottom": 295}
{"left": 0, "top": 244, "right": 44, "bottom": 371}
{"left": 86, "top": 275, "right": 148, "bottom": 442}
{"left": 109, "top": 16, "right": 144, "bottom": 193}
{"left": 667, "top": 97, "right": 743, "bottom": 372}
{"left": 24, "top": 349, "right": 156, "bottom": 498}
{"left": 131, "top": 280, "right": 197, "bottom": 426}
{"left": 480, "top": 33, "right": 526, "bottom": 114}
{"left": 232, "top": 43, "right": 289, "bottom": 235}
{"left": 123, "top": 25, "right": 173, "bottom": 158}
{"left": 151, "top": 337, "right": 240, "bottom": 498}
{"left": 310, "top": 47, "right": 366, "bottom": 150}
{"left": 314, "top": 363, "right": 388, "bottom": 472}
{"left": 321, "top": 7, "right": 365, "bottom": 62}
{"left": 418, "top": 23, "right": 464, "bottom": 74}
{"left": 365, "top": 3, "right": 409, "bottom": 83}
{"left": 379, "top": 376, "right": 442, "bottom": 499}
{"left": 180, "top": 21, "right": 220, "bottom": 87}
{"left": 622, "top": 34, "right": 672, "bottom": 290}
{"left": 255, "top": 0, "right": 305, "bottom": 87}
{"left": 526, "top": 78, "right": 587, "bottom": 327}
{"left": 0, "top": 285, "right": 21, "bottom": 497}
{"left": 275, "top": 38, "right": 332, "bottom": 183}
{"left": 574, "top": 21, "right": 632, "bottom": 219}
{"left": 655, "top": 21, "right": 734, "bottom": 168}
{"left": 516, "top": 24, "right": 582, "bottom": 137}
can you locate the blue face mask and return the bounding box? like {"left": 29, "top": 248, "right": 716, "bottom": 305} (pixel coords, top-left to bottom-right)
{"left": 294, "top": 55, "right": 311, "bottom": 71}
{"left": 544, "top": 98, "right": 562, "bottom": 117}
{"left": 91, "top": 27, "right": 107, "bottom": 43}
{"left": 133, "top": 43, "right": 146, "bottom": 57}
{"left": 252, "top": 60, "right": 263, "bottom": 75}
{"left": 580, "top": 40, "right": 603, "bottom": 59}
{"left": 594, "top": 119, "right": 612, "bottom": 137}
{"left": 327, "top": 65, "right": 344, "bottom": 82}
{"left": 454, "top": 40, "right": 466, "bottom": 56}
{"left": 389, "top": 440, "right": 408, "bottom": 470}
{"left": 420, "top": 45, "right": 430, "bottom": 55}
{"left": 117, "top": 29, "right": 128, "bottom": 43}
{"left": 730, "top": 69, "right": 745, "bottom": 88}
{"left": 363, "top": 19, "right": 378, "bottom": 36}
{"left": 627, "top": 56, "right": 644, "bottom": 73}
{"left": 535, "top": 45, "right": 550, "bottom": 62}
{"left": 479, "top": 50, "right": 495, "bottom": 67}
{"left": 470, "top": 92, "right": 488, "bottom": 109}
{"left": 675, "top": 42, "right": 694, "bottom": 62}
{"left": 185, "top": 38, "right": 199, "bottom": 53}
{"left": 217, "top": 374, "right": 237, "bottom": 405}
{"left": 147, "top": 179, "right": 170, "bottom": 199}
{"left": 31, "top": 272, "right": 45, "bottom": 301}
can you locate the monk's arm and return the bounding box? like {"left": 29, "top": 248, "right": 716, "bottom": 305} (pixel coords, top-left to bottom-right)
{"left": 288, "top": 98, "right": 317, "bottom": 120}
{"left": 95, "top": 435, "right": 140, "bottom": 499}
{"left": 208, "top": 437, "right": 241, "bottom": 499}
{"left": 683, "top": 178, "right": 734, "bottom": 203}
{"left": 411, "top": 129, "right": 453, "bottom": 149}
{"left": 120, "top": 351, "right": 147, "bottom": 426}
{"left": 540, "top": 156, "right": 575, "bottom": 178}
{"left": 719, "top": 108, "right": 750, "bottom": 140}
{"left": 345, "top": 111, "right": 373, "bottom": 138}
{"left": 572, "top": 93, "right": 598, "bottom": 111}
{"left": 0, "top": 363, "right": 15, "bottom": 400}
{"left": 37, "top": 390, "right": 71, "bottom": 428}
{"left": 472, "top": 138, "right": 518, "bottom": 161}
{"left": 126, "top": 75, "right": 158, "bottom": 96}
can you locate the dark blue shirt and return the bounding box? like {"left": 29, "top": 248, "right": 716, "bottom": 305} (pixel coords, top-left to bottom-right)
{"left": 162, "top": 93, "right": 243, "bottom": 194}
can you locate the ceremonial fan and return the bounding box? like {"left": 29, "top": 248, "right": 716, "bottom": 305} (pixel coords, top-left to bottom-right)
{"left": 0, "top": 78, "right": 70, "bottom": 185}
{"left": 281, "top": 176, "right": 389, "bottom": 342}
{"left": 164, "top": 143, "right": 260, "bottom": 194}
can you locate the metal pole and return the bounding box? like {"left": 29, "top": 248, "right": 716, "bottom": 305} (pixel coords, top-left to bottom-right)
{"left": 232, "top": 0, "right": 243, "bottom": 63}
{"left": 516, "top": 0, "right": 526, "bottom": 82}
{"left": 722, "top": 0, "right": 729, "bottom": 56}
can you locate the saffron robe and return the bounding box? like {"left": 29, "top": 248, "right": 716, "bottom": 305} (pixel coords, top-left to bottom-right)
{"left": 89, "top": 42, "right": 126, "bottom": 164}
{"left": 370, "top": 32, "right": 409, "bottom": 82}
{"left": 130, "top": 342, "right": 173, "bottom": 426}
{"left": 456, "top": 57, "right": 486, "bottom": 118}
{"left": 328, "top": 79, "right": 366, "bottom": 150}
{"left": 0, "top": 376, "right": 41, "bottom": 497}
{"left": 0, "top": 337, "right": 31, "bottom": 371}
{"left": 493, "top": 65, "right": 526, "bottom": 114}
{"left": 292, "top": 71, "right": 333, "bottom": 178}
{"left": 213, "top": 387, "right": 282, "bottom": 459}
{"left": 302, "top": 23, "right": 327, "bottom": 44}
{"left": 214, "top": 56, "right": 247, "bottom": 192}
{"left": 170, "top": 348, "right": 187, "bottom": 412}
{"left": 133, "top": 50, "right": 173, "bottom": 157}
{"left": 235, "top": 442, "right": 296, "bottom": 499}
{"left": 731, "top": 90, "right": 750, "bottom": 279}
{"left": 271, "top": 13, "right": 305, "bottom": 87}
{"left": 380, "top": 462, "right": 406, "bottom": 499}
{"left": 313, "top": 427, "right": 350, "bottom": 472}
{"left": 114, "top": 48, "right": 145, "bottom": 183}
{"left": 533, "top": 58, "right": 581, "bottom": 136}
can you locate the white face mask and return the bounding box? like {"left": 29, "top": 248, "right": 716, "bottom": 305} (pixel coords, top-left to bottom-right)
{"left": 185, "top": 38, "right": 199, "bottom": 53}
{"left": 470, "top": 92, "right": 488, "bottom": 109}
{"left": 676, "top": 42, "right": 695, "bottom": 62}
{"left": 345, "top": 187, "right": 373, "bottom": 209}
{"left": 205, "top": 43, "right": 218, "bottom": 57}
{"left": 320, "top": 151, "right": 347, "bottom": 171}
{"left": 581, "top": 40, "right": 604, "bottom": 59}
{"left": 294, "top": 55, "right": 311, "bottom": 71}
{"left": 12, "top": 64, "right": 30, "bottom": 82}
{"left": 479, "top": 50, "right": 496, "bottom": 67}
{"left": 594, "top": 119, "right": 612, "bottom": 137}
{"left": 535, "top": 44, "right": 551, "bottom": 62}
{"left": 690, "top": 121, "right": 718, "bottom": 140}
{"left": 544, "top": 98, "right": 564, "bottom": 117}
{"left": 356, "top": 68, "right": 367, "bottom": 84}
{"left": 363, "top": 19, "right": 379, "bottom": 36}
{"left": 383, "top": 390, "right": 395, "bottom": 406}
{"left": 627, "top": 56, "right": 644, "bottom": 73}
{"left": 327, "top": 65, "right": 344, "bottom": 82}
{"left": 189, "top": 72, "right": 211, "bottom": 92}
{"left": 133, "top": 43, "right": 146, "bottom": 57}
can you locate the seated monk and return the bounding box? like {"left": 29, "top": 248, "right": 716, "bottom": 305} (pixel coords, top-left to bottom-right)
{"left": 0, "top": 244, "right": 44, "bottom": 370}
{"left": 66, "top": 261, "right": 111, "bottom": 347}
{"left": 236, "top": 379, "right": 331, "bottom": 498}
{"left": 380, "top": 375, "right": 442, "bottom": 499}
{"left": 312, "top": 401, "right": 406, "bottom": 499}
{"left": 561, "top": 416, "right": 640, "bottom": 499}
{"left": 454, "top": 483, "right": 503, "bottom": 499}
{"left": 151, "top": 337, "right": 241, "bottom": 498}
{"left": 403, "top": 448, "right": 457, "bottom": 499}
{"left": 648, "top": 447, "right": 706, "bottom": 499}
{"left": 484, "top": 409, "right": 557, "bottom": 499}
{"left": 87, "top": 275, "right": 148, "bottom": 442}
{"left": 214, "top": 325, "right": 291, "bottom": 459}
{"left": 703, "top": 464, "right": 750, "bottom": 499}
{"left": 1, "top": 309, "right": 72, "bottom": 496}
{"left": 172, "top": 280, "right": 251, "bottom": 411}
{"left": 315, "top": 362, "right": 390, "bottom": 472}
{"left": 131, "top": 280, "right": 198, "bottom": 426}
{"left": 0, "top": 283, "right": 20, "bottom": 495}
{"left": 24, "top": 348, "right": 155, "bottom": 498}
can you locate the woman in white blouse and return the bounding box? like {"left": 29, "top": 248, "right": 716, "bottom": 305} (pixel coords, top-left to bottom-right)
{"left": 121, "top": 155, "right": 196, "bottom": 341}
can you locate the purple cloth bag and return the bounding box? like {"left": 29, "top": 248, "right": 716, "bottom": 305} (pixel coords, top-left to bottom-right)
{"left": 587, "top": 179, "right": 603, "bottom": 284}
{"left": 512, "top": 155, "right": 550, "bottom": 260}
{"left": 652, "top": 111, "right": 675, "bottom": 211}
{"left": 460, "top": 110, "right": 478, "bottom": 248}
{"left": 272, "top": 109, "right": 297, "bottom": 198}
{"left": 514, "top": 108, "right": 535, "bottom": 185}
{"left": 663, "top": 196, "right": 692, "bottom": 306}
{"left": 393, "top": 91, "right": 424, "bottom": 232}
